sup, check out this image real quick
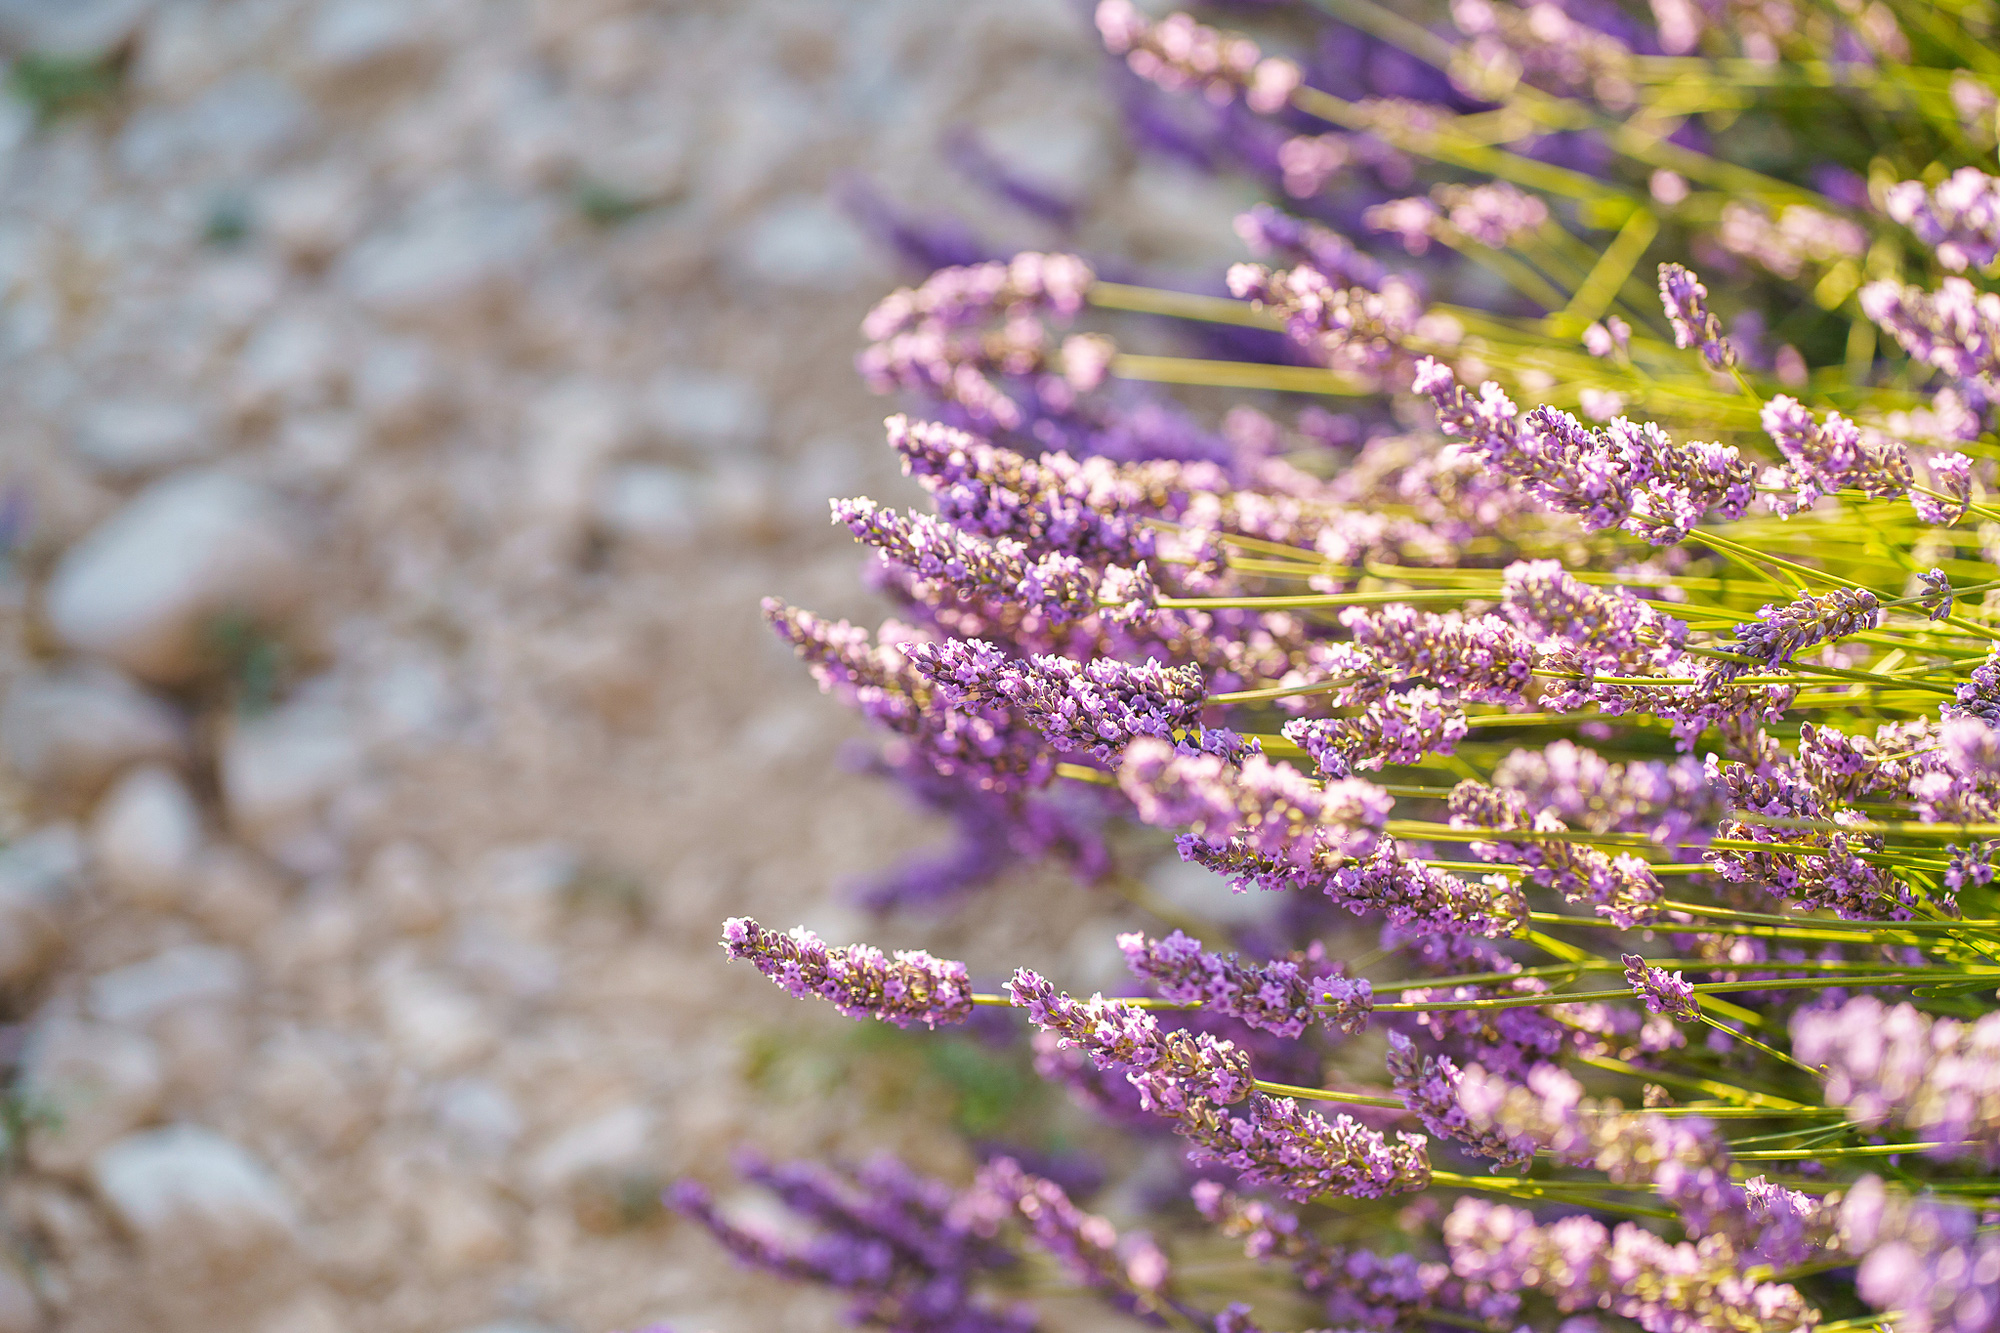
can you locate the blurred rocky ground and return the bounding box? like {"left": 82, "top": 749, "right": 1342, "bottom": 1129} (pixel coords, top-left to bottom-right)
{"left": 0, "top": 0, "right": 1257, "bottom": 1329}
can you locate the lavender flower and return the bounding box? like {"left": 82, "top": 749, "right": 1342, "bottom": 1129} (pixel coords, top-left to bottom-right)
{"left": 1622, "top": 953, "right": 1700, "bottom": 1020}
{"left": 974, "top": 1156, "right": 1178, "bottom": 1323}
{"left": 1007, "top": 966, "right": 1253, "bottom": 1113}
{"left": 1716, "top": 202, "right": 1868, "bottom": 280}
{"left": 907, "top": 641, "right": 1220, "bottom": 764}
{"left": 1361, "top": 196, "right": 1441, "bottom": 255}
{"left": 1339, "top": 604, "right": 1536, "bottom": 703}
{"left": 1118, "top": 929, "right": 1322, "bottom": 1038}
{"left": 1793, "top": 996, "right": 2000, "bottom": 1167}
{"left": 1501, "top": 559, "right": 1687, "bottom": 671}
{"left": 1759, "top": 394, "right": 1914, "bottom": 506}
{"left": 1387, "top": 1032, "right": 1537, "bottom": 1169}
{"left": 1233, "top": 204, "right": 1386, "bottom": 291}
{"left": 1843, "top": 1176, "right": 2000, "bottom": 1333}
{"left": 1886, "top": 168, "right": 2000, "bottom": 274}
{"left": 1179, "top": 1092, "right": 1432, "bottom": 1202}
{"left": 1228, "top": 263, "right": 1425, "bottom": 373}
{"left": 1118, "top": 737, "right": 1393, "bottom": 867}
{"left": 1445, "top": 1200, "right": 1817, "bottom": 1332}
{"left": 721, "top": 917, "right": 975, "bottom": 1029}
{"left": 1728, "top": 586, "right": 1880, "bottom": 668}
{"left": 1706, "top": 755, "right": 1912, "bottom": 919}
{"left": 1658, "top": 262, "right": 1737, "bottom": 369}
{"left": 1094, "top": 2, "right": 1301, "bottom": 114}
{"left": 1913, "top": 451, "right": 1975, "bottom": 527}
{"left": 1415, "top": 359, "right": 1756, "bottom": 542}
{"left": 1583, "top": 316, "right": 1631, "bottom": 358}
{"left": 1449, "top": 0, "right": 1637, "bottom": 104}
{"left": 834, "top": 498, "right": 1151, "bottom": 624}
{"left": 1861, "top": 277, "right": 2000, "bottom": 383}
{"left": 1492, "top": 740, "right": 1723, "bottom": 846}
{"left": 1450, "top": 781, "right": 1664, "bottom": 927}
{"left": 1433, "top": 182, "right": 1551, "bottom": 248}
{"left": 1282, "top": 689, "right": 1469, "bottom": 777}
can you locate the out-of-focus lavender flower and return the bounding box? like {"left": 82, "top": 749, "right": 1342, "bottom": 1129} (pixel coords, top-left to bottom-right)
{"left": 1444, "top": 1200, "right": 1817, "bottom": 1332}
{"left": 1008, "top": 966, "right": 1253, "bottom": 1113}
{"left": 1228, "top": 262, "right": 1426, "bottom": 374}
{"left": 1116, "top": 929, "right": 1324, "bottom": 1038}
{"left": 1887, "top": 168, "right": 2000, "bottom": 274}
{"left": 1282, "top": 689, "right": 1469, "bottom": 777}
{"left": 1501, "top": 559, "right": 1687, "bottom": 672}
{"left": 1095, "top": 2, "right": 1301, "bottom": 114}
{"left": 1386, "top": 1032, "right": 1538, "bottom": 1169}
{"left": 974, "top": 1156, "right": 1182, "bottom": 1324}
{"left": 1362, "top": 195, "right": 1441, "bottom": 255}
{"left": 1794, "top": 996, "right": 2000, "bottom": 1167}
{"left": 1492, "top": 740, "right": 1723, "bottom": 846}
{"left": 1861, "top": 276, "right": 2000, "bottom": 383}
{"left": 1622, "top": 953, "right": 1700, "bottom": 1020}
{"left": 1449, "top": 0, "right": 1636, "bottom": 105}
{"left": 1706, "top": 755, "right": 1913, "bottom": 919}
{"left": 1234, "top": 205, "right": 1386, "bottom": 291}
{"left": 1658, "top": 262, "right": 1736, "bottom": 369}
{"left": 1759, "top": 394, "right": 1914, "bottom": 508}
{"left": 1843, "top": 1175, "right": 2000, "bottom": 1333}
{"left": 1582, "top": 316, "right": 1630, "bottom": 358}
{"left": 1179, "top": 1092, "right": 1432, "bottom": 1202}
{"left": 1716, "top": 202, "right": 1868, "bottom": 280}
{"left": 1913, "top": 451, "right": 1975, "bottom": 527}
{"left": 722, "top": 918, "right": 976, "bottom": 1028}
{"left": 669, "top": 1158, "right": 1033, "bottom": 1333}
{"left": 1436, "top": 181, "right": 1551, "bottom": 248}
{"left": 1728, "top": 586, "right": 1880, "bottom": 668}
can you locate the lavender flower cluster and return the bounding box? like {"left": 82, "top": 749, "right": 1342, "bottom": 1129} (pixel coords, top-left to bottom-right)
{"left": 670, "top": 5, "right": 2000, "bottom": 1332}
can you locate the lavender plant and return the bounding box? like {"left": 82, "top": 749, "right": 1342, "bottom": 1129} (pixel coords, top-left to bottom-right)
{"left": 675, "top": 2, "right": 2000, "bottom": 1330}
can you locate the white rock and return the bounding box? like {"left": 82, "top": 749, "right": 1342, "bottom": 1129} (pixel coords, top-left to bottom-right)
{"left": 0, "top": 666, "right": 186, "bottom": 798}
{"left": 642, "top": 368, "right": 766, "bottom": 452}
{"left": 733, "top": 195, "right": 870, "bottom": 290}
{"left": 249, "top": 1030, "right": 370, "bottom": 1149}
{"left": 351, "top": 335, "right": 450, "bottom": 441}
{"left": 89, "top": 945, "right": 249, "bottom": 1027}
{"left": 0, "top": 827, "right": 83, "bottom": 989}
{"left": 362, "top": 840, "right": 447, "bottom": 934}
{"left": 117, "top": 72, "right": 313, "bottom": 180}
{"left": 72, "top": 400, "right": 213, "bottom": 476}
{"left": 91, "top": 764, "right": 205, "bottom": 909}
{"left": 593, "top": 464, "right": 699, "bottom": 545}
{"left": 429, "top": 1077, "right": 523, "bottom": 1158}
{"left": 416, "top": 1182, "right": 510, "bottom": 1271}
{"left": 338, "top": 198, "right": 547, "bottom": 329}
{"left": 521, "top": 380, "right": 634, "bottom": 527}
{"left": 20, "top": 1018, "right": 165, "bottom": 1177}
{"left": 92, "top": 1125, "right": 300, "bottom": 1261}
{"left": 373, "top": 967, "right": 493, "bottom": 1072}
{"left": 305, "top": 0, "right": 432, "bottom": 76}
{"left": 264, "top": 165, "right": 366, "bottom": 265}
{"left": 526, "top": 1103, "right": 653, "bottom": 1193}
{"left": 478, "top": 841, "right": 579, "bottom": 937}
{"left": 44, "top": 471, "right": 305, "bottom": 685}
{"left": 219, "top": 696, "right": 364, "bottom": 846}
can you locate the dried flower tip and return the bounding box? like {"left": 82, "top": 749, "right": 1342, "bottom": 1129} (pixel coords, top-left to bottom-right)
{"left": 721, "top": 917, "right": 974, "bottom": 1028}
{"left": 1622, "top": 953, "right": 1699, "bottom": 1020}
{"left": 1657, "top": 262, "right": 1736, "bottom": 369}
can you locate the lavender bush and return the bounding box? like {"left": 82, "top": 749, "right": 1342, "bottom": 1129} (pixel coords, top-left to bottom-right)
{"left": 673, "top": 2, "right": 2000, "bottom": 1330}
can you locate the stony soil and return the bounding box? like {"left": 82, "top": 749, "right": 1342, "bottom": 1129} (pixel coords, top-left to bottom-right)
{"left": 0, "top": 1, "right": 1258, "bottom": 1330}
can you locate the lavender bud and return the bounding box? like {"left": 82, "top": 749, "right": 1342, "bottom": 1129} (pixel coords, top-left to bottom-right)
{"left": 1658, "top": 262, "right": 1737, "bottom": 369}
{"left": 1117, "top": 929, "right": 1321, "bottom": 1038}
{"left": 1885, "top": 167, "right": 2000, "bottom": 273}
{"left": 1919, "top": 568, "right": 1956, "bottom": 622}
{"left": 1621, "top": 953, "right": 1700, "bottom": 1021}
{"left": 1730, "top": 587, "right": 1880, "bottom": 668}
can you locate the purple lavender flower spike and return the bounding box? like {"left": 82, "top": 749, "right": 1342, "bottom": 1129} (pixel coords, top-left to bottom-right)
{"left": 721, "top": 917, "right": 975, "bottom": 1029}
{"left": 1228, "top": 262, "right": 1425, "bottom": 373}
{"left": 1913, "top": 451, "right": 1975, "bottom": 527}
{"left": 1886, "top": 168, "right": 2000, "bottom": 273}
{"left": 1282, "top": 690, "right": 1469, "bottom": 777}
{"left": 1234, "top": 205, "right": 1387, "bottom": 291}
{"left": 1919, "top": 568, "right": 1955, "bottom": 622}
{"left": 1117, "top": 929, "right": 1321, "bottom": 1038}
{"left": 1386, "top": 1032, "right": 1536, "bottom": 1169}
{"left": 974, "top": 1156, "right": 1178, "bottom": 1323}
{"left": 1716, "top": 202, "right": 1867, "bottom": 280}
{"left": 1434, "top": 182, "right": 1550, "bottom": 248}
{"left": 1449, "top": 781, "right": 1663, "bottom": 927}
{"left": 1729, "top": 587, "right": 1880, "bottom": 668}
{"left": 1316, "top": 974, "right": 1375, "bottom": 1035}
{"left": 1007, "top": 966, "right": 1253, "bottom": 1113}
{"left": 1339, "top": 604, "right": 1536, "bottom": 703}
{"left": 1501, "top": 559, "right": 1687, "bottom": 671}
{"left": 1621, "top": 953, "right": 1700, "bottom": 1021}
{"left": 1117, "top": 738, "right": 1393, "bottom": 868}
{"left": 1658, "top": 262, "right": 1736, "bottom": 369}
{"left": 1759, "top": 394, "right": 1914, "bottom": 508}
{"left": 1179, "top": 1093, "right": 1432, "bottom": 1203}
